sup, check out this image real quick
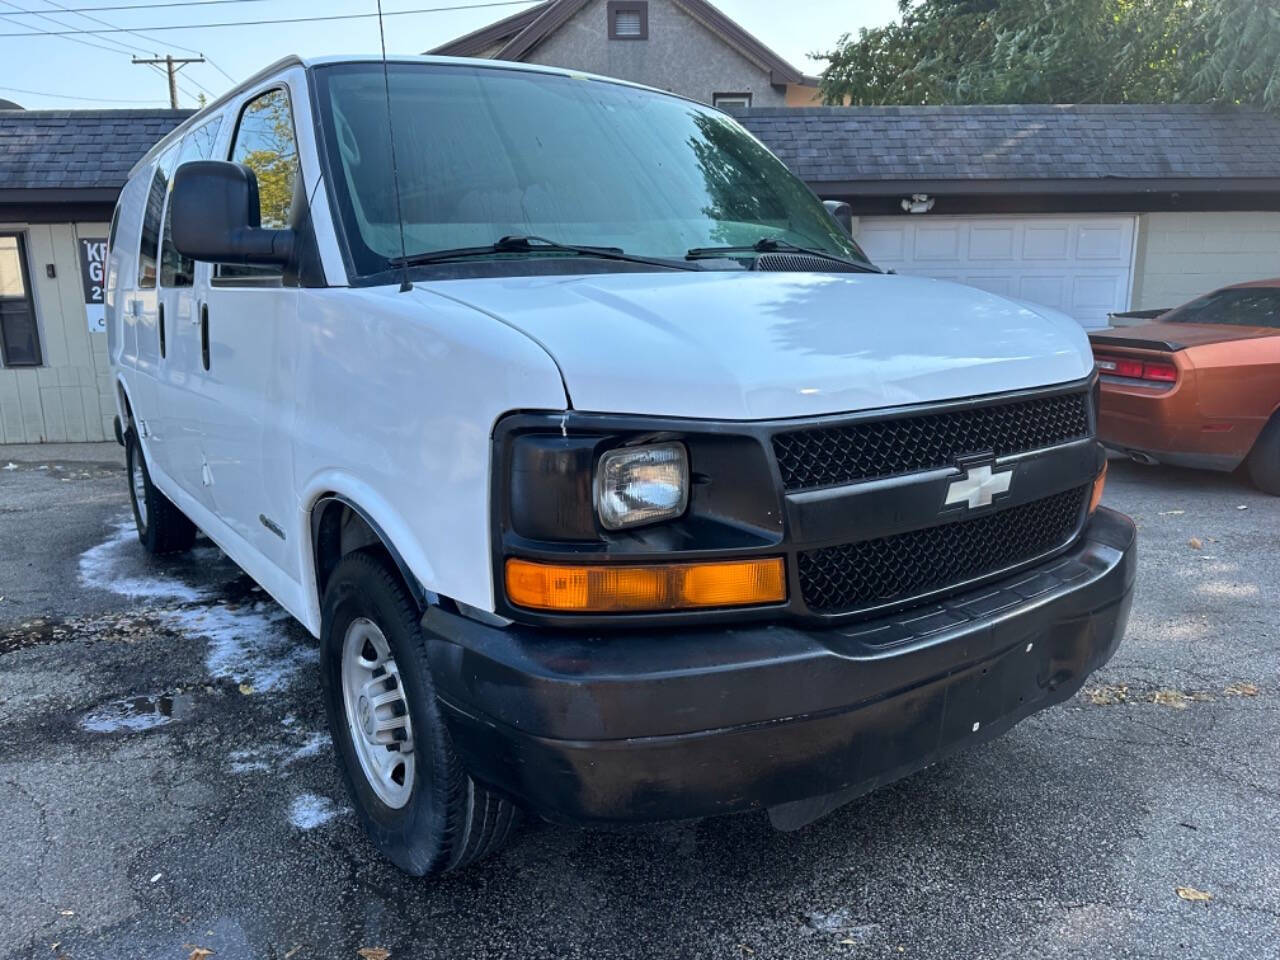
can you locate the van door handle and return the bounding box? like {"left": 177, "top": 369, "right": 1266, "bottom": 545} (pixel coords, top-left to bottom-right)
{"left": 158, "top": 302, "right": 166, "bottom": 359}
{"left": 200, "top": 303, "right": 210, "bottom": 371}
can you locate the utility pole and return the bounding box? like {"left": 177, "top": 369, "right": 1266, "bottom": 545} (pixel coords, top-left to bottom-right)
{"left": 131, "top": 54, "right": 205, "bottom": 109}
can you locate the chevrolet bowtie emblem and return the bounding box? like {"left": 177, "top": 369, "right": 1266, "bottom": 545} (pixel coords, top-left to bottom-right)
{"left": 945, "top": 464, "right": 1013, "bottom": 509}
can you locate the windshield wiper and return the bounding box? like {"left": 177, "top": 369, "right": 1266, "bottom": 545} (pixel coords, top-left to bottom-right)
{"left": 391, "top": 234, "right": 700, "bottom": 272}
{"left": 686, "top": 237, "right": 878, "bottom": 272}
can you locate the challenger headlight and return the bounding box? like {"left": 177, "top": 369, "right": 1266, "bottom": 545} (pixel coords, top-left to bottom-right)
{"left": 595, "top": 442, "right": 689, "bottom": 530}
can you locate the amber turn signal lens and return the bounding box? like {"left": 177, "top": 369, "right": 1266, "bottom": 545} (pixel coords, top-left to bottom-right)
{"left": 505, "top": 556, "right": 787, "bottom": 612}
{"left": 1089, "top": 460, "right": 1108, "bottom": 514}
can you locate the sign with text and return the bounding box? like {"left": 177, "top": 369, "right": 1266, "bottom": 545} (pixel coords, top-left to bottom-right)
{"left": 79, "top": 237, "right": 107, "bottom": 333}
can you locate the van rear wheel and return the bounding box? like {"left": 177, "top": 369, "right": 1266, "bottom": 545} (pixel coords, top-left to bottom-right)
{"left": 125, "top": 429, "right": 196, "bottom": 554}
{"left": 319, "top": 550, "right": 518, "bottom": 876}
{"left": 1246, "top": 415, "right": 1280, "bottom": 496}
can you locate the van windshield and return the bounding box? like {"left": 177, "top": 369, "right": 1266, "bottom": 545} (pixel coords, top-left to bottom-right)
{"left": 312, "top": 62, "right": 871, "bottom": 278}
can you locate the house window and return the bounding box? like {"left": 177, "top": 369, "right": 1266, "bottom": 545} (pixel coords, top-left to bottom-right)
{"left": 0, "top": 233, "right": 41, "bottom": 367}
{"left": 713, "top": 93, "right": 752, "bottom": 108}
{"left": 608, "top": 1, "right": 647, "bottom": 39}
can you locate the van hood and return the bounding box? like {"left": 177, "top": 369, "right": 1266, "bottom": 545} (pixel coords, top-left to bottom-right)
{"left": 418, "top": 271, "right": 1093, "bottom": 420}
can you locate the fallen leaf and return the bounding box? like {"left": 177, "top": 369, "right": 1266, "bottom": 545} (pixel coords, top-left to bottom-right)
{"left": 58, "top": 910, "right": 74, "bottom": 916}
{"left": 188, "top": 948, "right": 214, "bottom": 960}
{"left": 283, "top": 947, "right": 302, "bottom": 960}
{"left": 1237, "top": 504, "right": 1249, "bottom": 510}
{"left": 237, "top": 683, "right": 254, "bottom": 696}
{"left": 1188, "top": 537, "right": 1203, "bottom": 549}
{"left": 839, "top": 939, "right": 856, "bottom": 945}
{"left": 1176, "top": 886, "right": 1213, "bottom": 902}
{"left": 1159, "top": 509, "right": 1185, "bottom": 516}
{"left": 357, "top": 950, "right": 390, "bottom": 960}
{"left": 1084, "top": 683, "right": 1129, "bottom": 705}
{"left": 1151, "top": 690, "right": 1190, "bottom": 709}
{"left": 1224, "top": 682, "right": 1259, "bottom": 697}
{"left": 149, "top": 872, "right": 162, "bottom": 883}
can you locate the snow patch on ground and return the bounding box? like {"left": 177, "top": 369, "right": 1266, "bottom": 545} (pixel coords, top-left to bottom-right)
{"left": 78, "top": 518, "right": 204, "bottom": 603}
{"left": 288, "top": 793, "right": 345, "bottom": 830}
{"left": 172, "top": 601, "right": 315, "bottom": 693}
{"left": 228, "top": 722, "right": 331, "bottom": 774}
{"left": 77, "top": 517, "right": 316, "bottom": 694}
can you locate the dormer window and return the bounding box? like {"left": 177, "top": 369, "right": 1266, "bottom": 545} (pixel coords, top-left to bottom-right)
{"left": 608, "top": 1, "right": 648, "bottom": 40}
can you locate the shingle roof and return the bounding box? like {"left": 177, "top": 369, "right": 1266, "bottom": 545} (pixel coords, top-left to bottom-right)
{"left": 430, "top": 0, "right": 808, "bottom": 84}
{"left": 737, "top": 104, "right": 1280, "bottom": 186}
{"left": 0, "top": 109, "right": 193, "bottom": 192}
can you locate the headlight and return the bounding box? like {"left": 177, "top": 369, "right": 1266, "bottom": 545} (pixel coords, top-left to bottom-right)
{"left": 595, "top": 442, "right": 689, "bottom": 530}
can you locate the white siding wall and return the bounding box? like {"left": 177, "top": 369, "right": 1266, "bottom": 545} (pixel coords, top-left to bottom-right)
{"left": 0, "top": 220, "right": 114, "bottom": 444}
{"left": 1131, "top": 212, "right": 1280, "bottom": 310}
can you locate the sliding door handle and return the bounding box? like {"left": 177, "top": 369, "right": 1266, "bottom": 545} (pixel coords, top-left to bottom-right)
{"left": 200, "top": 303, "right": 210, "bottom": 371}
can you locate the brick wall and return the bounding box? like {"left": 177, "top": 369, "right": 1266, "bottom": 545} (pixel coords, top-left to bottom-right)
{"left": 1131, "top": 212, "right": 1280, "bottom": 310}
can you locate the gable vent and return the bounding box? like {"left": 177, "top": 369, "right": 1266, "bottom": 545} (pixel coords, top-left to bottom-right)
{"left": 614, "top": 10, "right": 642, "bottom": 36}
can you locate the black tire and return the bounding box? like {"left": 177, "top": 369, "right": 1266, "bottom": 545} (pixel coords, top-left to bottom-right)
{"left": 126, "top": 429, "right": 196, "bottom": 554}
{"left": 1247, "top": 415, "right": 1280, "bottom": 495}
{"left": 319, "top": 550, "right": 518, "bottom": 876}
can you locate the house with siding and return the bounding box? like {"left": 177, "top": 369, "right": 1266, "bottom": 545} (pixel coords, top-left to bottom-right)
{"left": 428, "top": 0, "right": 824, "bottom": 107}
{"left": 0, "top": 108, "right": 189, "bottom": 443}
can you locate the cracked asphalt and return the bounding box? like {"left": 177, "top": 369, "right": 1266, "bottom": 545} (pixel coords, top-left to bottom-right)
{"left": 1, "top": 442, "right": 1277, "bottom": 959}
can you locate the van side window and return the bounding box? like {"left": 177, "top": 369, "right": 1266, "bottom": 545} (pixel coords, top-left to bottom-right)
{"left": 159, "top": 115, "right": 223, "bottom": 288}
{"left": 136, "top": 160, "right": 170, "bottom": 289}
{"left": 217, "top": 87, "right": 299, "bottom": 283}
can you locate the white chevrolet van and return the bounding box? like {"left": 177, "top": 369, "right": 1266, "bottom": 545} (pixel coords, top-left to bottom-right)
{"left": 107, "top": 55, "right": 1136, "bottom": 876}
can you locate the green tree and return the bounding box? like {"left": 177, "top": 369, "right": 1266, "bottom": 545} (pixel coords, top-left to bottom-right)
{"left": 817, "top": 0, "right": 1280, "bottom": 109}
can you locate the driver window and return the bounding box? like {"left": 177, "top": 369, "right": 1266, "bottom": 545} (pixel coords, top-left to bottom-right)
{"left": 217, "top": 87, "right": 299, "bottom": 283}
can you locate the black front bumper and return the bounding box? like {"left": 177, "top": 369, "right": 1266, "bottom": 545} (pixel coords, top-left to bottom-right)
{"left": 425, "top": 507, "right": 1136, "bottom": 826}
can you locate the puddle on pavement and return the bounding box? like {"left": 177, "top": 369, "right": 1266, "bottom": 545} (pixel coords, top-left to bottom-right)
{"left": 80, "top": 692, "right": 194, "bottom": 733}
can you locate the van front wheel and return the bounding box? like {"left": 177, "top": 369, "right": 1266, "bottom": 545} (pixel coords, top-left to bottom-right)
{"left": 125, "top": 429, "right": 196, "bottom": 554}
{"left": 319, "top": 551, "right": 518, "bottom": 876}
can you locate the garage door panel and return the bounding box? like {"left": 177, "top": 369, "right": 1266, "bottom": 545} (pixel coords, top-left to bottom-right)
{"left": 1022, "top": 225, "right": 1071, "bottom": 260}
{"left": 962, "top": 275, "right": 1016, "bottom": 298}
{"left": 1018, "top": 275, "right": 1067, "bottom": 309}
{"left": 1073, "top": 274, "right": 1126, "bottom": 309}
{"left": 857, "top": 215, "right": 1136, "bottom": 328}
{"left": 1076, "top": 221, "right": 1132, "bottom": 261}
{"left": 912, "top": 225, "right": 963, "bottom": 261}
{"left": 968, "top": 225, "right": 1016, "bottom": 261}
{"left": 859, "top": 224, "right": 906, "bottom": 263}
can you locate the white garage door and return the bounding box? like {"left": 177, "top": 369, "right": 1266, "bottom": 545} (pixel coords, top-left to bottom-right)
{"left": 857, "top": 215, "right": 1137, "bottom": 329}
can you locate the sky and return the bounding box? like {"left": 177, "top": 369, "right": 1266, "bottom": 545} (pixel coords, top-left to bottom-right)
{"left": 0, "top": 0, "right": 901, "bottom": 110}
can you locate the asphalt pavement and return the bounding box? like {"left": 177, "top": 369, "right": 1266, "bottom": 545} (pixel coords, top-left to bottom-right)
{"left": 1, "top": 442, "right": 1277, "bottom": 959}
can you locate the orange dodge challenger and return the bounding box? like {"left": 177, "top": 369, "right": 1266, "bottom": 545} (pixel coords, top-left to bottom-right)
{"left": 1089, "top": 279, "right": 1280, "bottom": 495}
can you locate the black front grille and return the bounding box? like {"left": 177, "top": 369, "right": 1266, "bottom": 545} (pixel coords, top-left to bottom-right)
{"left": 797, "top": 486, "right": 1089, "bottom": 615}
{"left": 773, "top": 391, "right": 1090, "bottom": 491}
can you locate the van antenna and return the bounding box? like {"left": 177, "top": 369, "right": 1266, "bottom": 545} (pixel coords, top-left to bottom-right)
{"left": 376, "top": 0, "right": 412, "bottom": 293}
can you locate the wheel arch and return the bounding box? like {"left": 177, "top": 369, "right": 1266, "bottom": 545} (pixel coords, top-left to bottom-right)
{"left": 307, "top": 492, "right": 433, "bottom": 626}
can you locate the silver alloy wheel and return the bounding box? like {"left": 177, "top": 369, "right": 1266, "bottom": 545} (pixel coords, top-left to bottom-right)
{"left": 130, "top": 451, "right": 148, "bottom": 529}
{"left": 340, "top": 616, "right": 415, "bottom": 808}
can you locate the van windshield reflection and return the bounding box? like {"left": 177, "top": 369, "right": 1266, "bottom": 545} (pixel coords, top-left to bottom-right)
{"left": 313, "top": 62, "right": 871, "bottom": 278}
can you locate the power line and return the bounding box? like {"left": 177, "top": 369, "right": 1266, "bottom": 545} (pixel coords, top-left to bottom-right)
{"left": 0, "top": 1, "right": 140, "bottom": 55}
{"left": 0, "top": 0, "right": 543, "bottom": 35}
{"left": 41, "top": 0, "right": 207, "bottom": 56}
{"left": 0, "top": 81, "right": 165, "bottom": 103}
{"left": 0, "top": 0, "right": 277, "bottom": 13}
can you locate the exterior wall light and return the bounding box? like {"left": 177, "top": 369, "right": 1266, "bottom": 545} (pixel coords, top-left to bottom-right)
{"left": 901, "top": 194, "right": 936, "bottom": 214}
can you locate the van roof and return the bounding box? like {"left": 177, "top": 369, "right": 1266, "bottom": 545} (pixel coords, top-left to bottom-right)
{"left": 130, "top": 54, "right": 691, "bottom": 178}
